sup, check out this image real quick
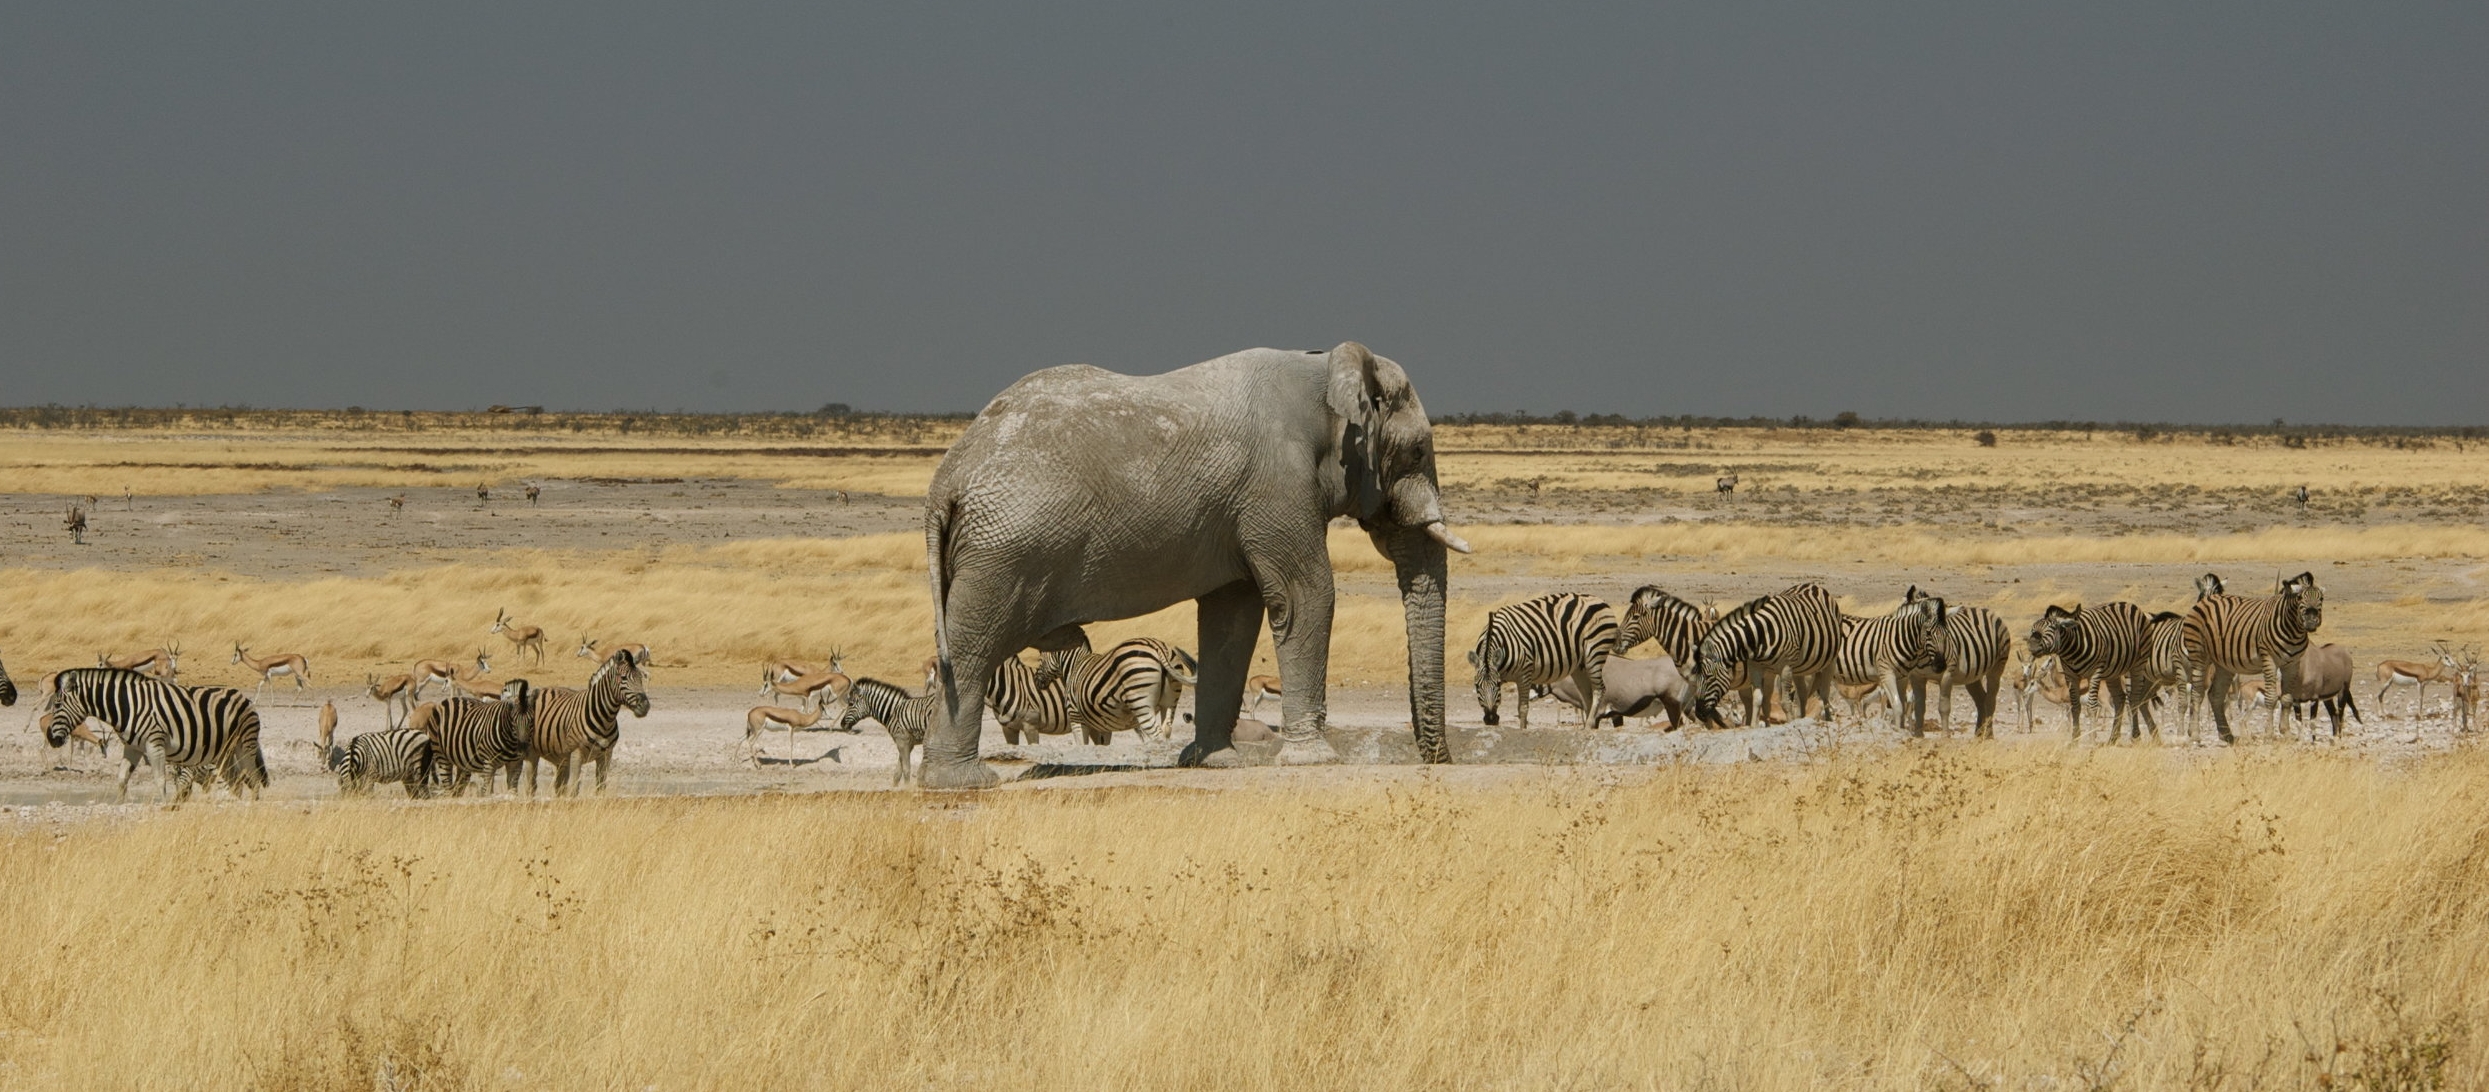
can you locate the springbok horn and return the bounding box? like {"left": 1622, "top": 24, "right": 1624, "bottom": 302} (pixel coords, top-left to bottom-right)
{"left": 1424, "top": 521, "right": 1473, "bottom": 555}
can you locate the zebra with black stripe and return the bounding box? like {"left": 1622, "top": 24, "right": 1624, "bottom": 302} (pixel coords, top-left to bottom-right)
{"left": 1691, "top": 583, "right": 1842, "bottom": 730}
{"left": 989, "top": 654, "right": 1076, "bottom": 745}
{"left": 320, "top": 711, "right": 434, "bottom": 798}
{"left": 1904, "top": 587, "right": 2011, "bottom": 738}
{"left": 2026, "top": 601, "right": 2150, "bottom": 743}
{"left": 839, "top": 677, "right": 938, "bottom": 786}
{"left": 2182, "top": 572, "right": 2323, "bottom": 744}
{"left": 1470, "top": 592, "right": 1620, "bottom": 729}
{"left": 2125, "top": 611, "right": 2194, "bottom": 741}
{"left": 1833, "top": 594, "right": 1948, "bottom": 736}
{"left": 39, "top": 667, "right": 266, "bottom": 802}
{"left": 1039, "top": 635, "right": 1202, "bottom": 743}
{"left": 413, "top": 680, "right": 535, "bottom": 796}
{"left": 521, "top": 649, "right": 651, "bottom": 797}
{"left": 1619, "top": 585, "right": 1714, "bottom": 663}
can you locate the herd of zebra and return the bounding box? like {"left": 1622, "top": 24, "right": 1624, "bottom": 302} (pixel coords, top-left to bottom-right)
{"left": 1466, "top": 570, "right": 2472, "bottom": 744}
{"left": 0, "top": 642, "right": 653, "bottom": 803}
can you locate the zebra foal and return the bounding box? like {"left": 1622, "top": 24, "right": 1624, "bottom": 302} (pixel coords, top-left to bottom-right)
{"left": 840, "top": 677, "right": 939, "bottom": 786}
{"left": 2183, "top": 572, "right": 2323, "bottom": 743}
{"left": 319, "top": 705, "right": 435, "bottom": 798}
{"left": 1470, "top": 592, "right": 1620, "bottom": 729}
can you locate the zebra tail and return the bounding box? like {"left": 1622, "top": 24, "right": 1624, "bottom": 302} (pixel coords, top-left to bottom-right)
{"left": 1165, "top": 647, "right": 1199, "bottom": 687}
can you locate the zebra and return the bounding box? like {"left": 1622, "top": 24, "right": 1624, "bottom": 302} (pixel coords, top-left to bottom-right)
{"left": 2025, "top": 601, "right": 2150, "bottom": 744}
{"left": 839, "top": 677, "right": 938, "bottom": 786}
{"left": 2182, "top": 572, "right": 2324, "bottom": 744}
{"left": 2126, "top": 611, "right": 2194, "bottom": 741}
{"left": 412, "top": 680, "right": 536, "bottom": 796}
{"left": 2195, "top": 573, "right": 2225, "bottom": 600}
{"left": 1469, "top": 593, "right": 1620, "bottom": 729}
{"left": 0, "top": 647, "right": 15, "bottom": 707}
{"left": 320, "top": 712, "right": 435, "bottom": 799}
{"left": 1618, "top": 585, "right": 1714, "bottom": 663}
{"left": 1905, "top": 588, "right": 2010, "bottom": 738}
{"left": 1832, "top": 594, "right": 1948, "bottom": 736}
{"left": 1690, "top": 583, "right": 1842, "bottom": 730}
{"left": 989, "top": 654, "right": 1076, "bottom": 745}
{"left": 520, "top": 649, "right": 651, "bottom": 797}
{"left": 1039, "top": 635, "right": 1202, "bottom": 743}
{"left": 39, "top": 667, "right": 265, "bottom": 802}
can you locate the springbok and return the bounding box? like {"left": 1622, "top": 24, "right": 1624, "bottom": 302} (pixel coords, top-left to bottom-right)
{"left": 2455, "top": 650, "right": 2480, "bottom": 734}
{"left": 1245, "top": 673, "right": 1282, "bottom": 715}
{"left": 366, "top": 672, "right": 416, "bottom": 729}
{"left": 445, "top": 672, "right": 510, "bottom": 700}
{"left": 2376, "top": 643, "right": 2461, "bottom": 716}
{"left": 761, "top": 651, "right": 842, "bottom": 693}
{"left": 577, "top": 636, "right": 654, "bottom": 667}
{"left": 100, "top": 644, "right": 181, "bottom": 681}
{"left": 490, "top": 609, "right": 548, "bottom": 664}
{"left": 759, "top": 669, "right": 849, "bottom": 710}
{"left": 388, "top": 494, "right": 406, "bottom": 515}
{"left": 233, "top": 644, "right": 313, "bottom": 703}
{"left": 744, "top": 701, "right": 857, "bottom": 768}
{"left": 412, "top": 650, "right": 491, "bottom": 700}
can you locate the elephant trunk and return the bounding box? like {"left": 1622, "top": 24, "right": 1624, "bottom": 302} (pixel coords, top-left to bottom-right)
{"left": 1381, "top": 525, "right": 1452, "bottom": 763}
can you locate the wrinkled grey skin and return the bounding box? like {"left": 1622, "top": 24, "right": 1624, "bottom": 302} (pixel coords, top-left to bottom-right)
{"left": 921, "top": 343, "right": 1468, "bottom": 789}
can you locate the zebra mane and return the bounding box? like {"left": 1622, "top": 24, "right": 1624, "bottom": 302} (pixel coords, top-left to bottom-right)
{"left": 849, "top": 677, "right": 916, "bottom": 705}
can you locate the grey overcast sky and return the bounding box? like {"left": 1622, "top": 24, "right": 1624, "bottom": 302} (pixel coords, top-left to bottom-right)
{"left": 3, "top": 3, "right": 2482, "bottom": 423}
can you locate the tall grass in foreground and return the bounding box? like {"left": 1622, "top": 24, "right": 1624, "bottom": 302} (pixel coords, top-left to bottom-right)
{"left": 2, "top": 749, "right": 2483, "bottom": 1090}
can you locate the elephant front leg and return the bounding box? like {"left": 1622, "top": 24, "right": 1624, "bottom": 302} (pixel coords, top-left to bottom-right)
{"left": 1265, "top": 577, "right": 1339, "bottom": 766}
{"left": 1182, "top": 581, "right": 1263, "bottom": 768}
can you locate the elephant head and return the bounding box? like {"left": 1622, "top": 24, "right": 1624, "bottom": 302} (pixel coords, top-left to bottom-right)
{"left": 1328, "top": 342, "right": 1468, "bottom": 762}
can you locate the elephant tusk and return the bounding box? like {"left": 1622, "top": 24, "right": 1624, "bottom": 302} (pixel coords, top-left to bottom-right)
{"left": 1425, "top": 521, "right": 1473, "bottom": 554}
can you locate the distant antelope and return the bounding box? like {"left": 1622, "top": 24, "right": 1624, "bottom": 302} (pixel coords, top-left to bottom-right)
{"left": 232, "top": 643, "right": 312, "bottom": 703}
{"left": 123, "top": 485, "right": 134, "bottom": 511}
{"left": 524, "top": 482, "right": 541, "bottom": 504}
{"left": 65, "top": 506, "right": 87, "bottom": 544}
{"left": 388, "top": 494, "right": 406, "bottom": 515}
{"left": 490, "top": 609, "right": 548, "bottom": 664}
{"left": 2293, "top": 484, "right": 2310, "bottom": 506}
{"left": 745, "top": 701, "right": 855, "bottom": 767}
{"left": 1715, "top": 474, "right": 1739, "bottom": 496}
{"left": 412, "top": 650, "right": 490, "bottom": 700}
{"left": 2455, "top": 651, "right": 2480, "bottom": 734}
{"left": 476, "top": 482, "right": 492, "bottom": 506}
{"left": 366, "top": 672, "right": 416, "bottom": 729}
{"left": 1246, "top": 674, "right": 1282, "bottom": 715}
{"left": 2377, "top": 643, "right": 2462, "bottom": 716}
{"left": 100, "top": 644, "right": 181, "bottom": 681}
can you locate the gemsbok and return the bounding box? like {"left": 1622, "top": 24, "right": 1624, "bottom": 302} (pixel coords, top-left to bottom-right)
{"left": 2375, "top": 643, "right": 2462, "bottom": 716}
{"left": 65, "top": 506, "right": 87, "bottom": 544}
{"left": 490, "top": 609, "right": 548, "bottom": 664}
{"left": 232, "top": 644, "right": 313, "bottom": 704}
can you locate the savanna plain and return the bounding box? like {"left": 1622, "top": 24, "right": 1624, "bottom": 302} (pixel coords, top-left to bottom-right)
{"left": 4, "top": 414, "right": 2489, "bottom": 1090}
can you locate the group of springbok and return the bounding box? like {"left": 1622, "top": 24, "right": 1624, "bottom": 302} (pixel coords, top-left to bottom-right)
{"left": 94, "top": 641, "right": 313, "bottom": 706}
{"left": 358, "top": 609, "right": 648, "bottom": 728}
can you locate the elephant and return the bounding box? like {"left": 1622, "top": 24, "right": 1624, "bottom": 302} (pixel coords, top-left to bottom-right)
{"left": 919, "top": 342, "right": 1471, "bottom": 788}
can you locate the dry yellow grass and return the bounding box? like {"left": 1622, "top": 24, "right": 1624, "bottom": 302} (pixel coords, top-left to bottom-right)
{"left": 2, "top": 748, "right": 2483, "bottom": 1089}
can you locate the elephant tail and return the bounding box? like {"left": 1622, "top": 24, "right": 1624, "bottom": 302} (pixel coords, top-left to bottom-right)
{"left": 925, "top": 494, "right": 957, "bottom": 698}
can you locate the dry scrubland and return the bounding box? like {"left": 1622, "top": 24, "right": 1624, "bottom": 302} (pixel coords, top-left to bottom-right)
{"left": 4, "top": 750, "right": 2487, "bottom": 1089}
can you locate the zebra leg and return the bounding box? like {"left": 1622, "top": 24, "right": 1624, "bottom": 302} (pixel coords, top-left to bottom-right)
{"left": 1937, "top": 682, "right": 1955, "bottom": 736}
{"left": 2206, "top": 669, "right": 2235, "bottom": 744}
{"left": 2263, "top": 658, "right": 2286, "bottom": 739}
{"left": 1182, "top": 581, "right": 1260, "bottom": 767}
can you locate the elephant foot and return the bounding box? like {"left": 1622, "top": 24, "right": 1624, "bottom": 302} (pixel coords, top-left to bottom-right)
{"left": 1179, "top": 744, "right": 1252, "bottom": 769}
{"left": 918, "top": 760, "right": 1000, "bottom": 790}
{"left": 1276, "top": 735, "right": 1340, "bottom": 766}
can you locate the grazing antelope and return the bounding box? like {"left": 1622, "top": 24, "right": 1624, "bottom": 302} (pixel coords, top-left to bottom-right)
{"left": 65, "top": 506, "right": 87, "bottom": 544}
{"left": 745, "top": 701, "right": 857, "bottom": 768}
{"left": 1246, "top": 674, "right": 1282, "bottom": 716}
{"left": 524, "top": 482, "right": 541, "bottom": 504}
{"left": 99, "top": 644, "right": 182, "bottom": 681}
{"left": 411, "top": 650, "right": 490, "bottom": 700}
{"left": 2375, "top": 643, "right": 2461, "bottom": 716}
{"left": 366, "top": 672, "right": 416, "bottom": 729}
{"left": 232, "top": 644, "right": 312, "bottom": 704}
{"left": 1715, "top": 474, "right": 1739, "bottom": 496}
{"left": 490, "top": 608, "right": 548, "bottom": 664}
{"left": 576, "top": 636, "right": 654, "bottom": 667}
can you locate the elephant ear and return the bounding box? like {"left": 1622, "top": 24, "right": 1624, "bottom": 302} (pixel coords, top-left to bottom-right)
{"left": 1328, "top": 342, "right": 1407, "bottom": 522}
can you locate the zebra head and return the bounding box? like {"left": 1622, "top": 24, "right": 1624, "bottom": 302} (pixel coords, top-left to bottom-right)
{"left": 500, "top": 679, "right": 535, "bottom": 742}
{"left": 1687, "top": 598, "right": 1765, "bottom": 730}
{"left": 839, "top": 678, "right": 909, "bottom": 732}
{"left": 2027, "top": 605, "right": 2081, "bottom": 659}
{"left": 1900, "top": 594, "right": 1949, "bottom": 675}
{"left": 2281, "top": 573, "right": 2323, "bottom": 634}
{"left": 2195, "top": 573, "right": 2226, "bottom": 600}
{"left": 599, "top": 649, "right": 652, "bottom": 717}
{"left": 37, "top": 688, "right": 89, "bottom": 748}
{"left": 1467, "top": 628, "right": 1513, "bottom": 726}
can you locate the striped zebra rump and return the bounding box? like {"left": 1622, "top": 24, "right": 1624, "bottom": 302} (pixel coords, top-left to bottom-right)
{"left": 331, "top": 728, "right": 436, "bottom": 797}
{"left": 522, "top": 650, "right": 651, "bottom": 795}
{"left": 1470, "top": 592, "right": 1621, "bottom": 729}
{"left": 1923, "top": 604, "right": 2010, "bottom": 737}
{"left": 416, "top": 681, "right": 536, "bottom": 796}
{"left": 1620, "top": 586, "right": 1712, "bottom": 663}
{"left": 2181, "top": 573, "right": 2323, "bottom": 743}
{"left": 1691, "top": 584, "right": 1842, "bottom": 729}
{"left": 1046, "top": 638, "right": 1201, "bottom": 743}
{"left": 989, "top": 656, "right": 1076, "bottom": 745}
{"left": 40, "top": 668, "right": 264, "bottom": 801}
{"left": 2026, "top": 601, "right": 2150, "bottom": 742}
{"left": 839, "top": 677, "right": 939, "bottom": 785}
